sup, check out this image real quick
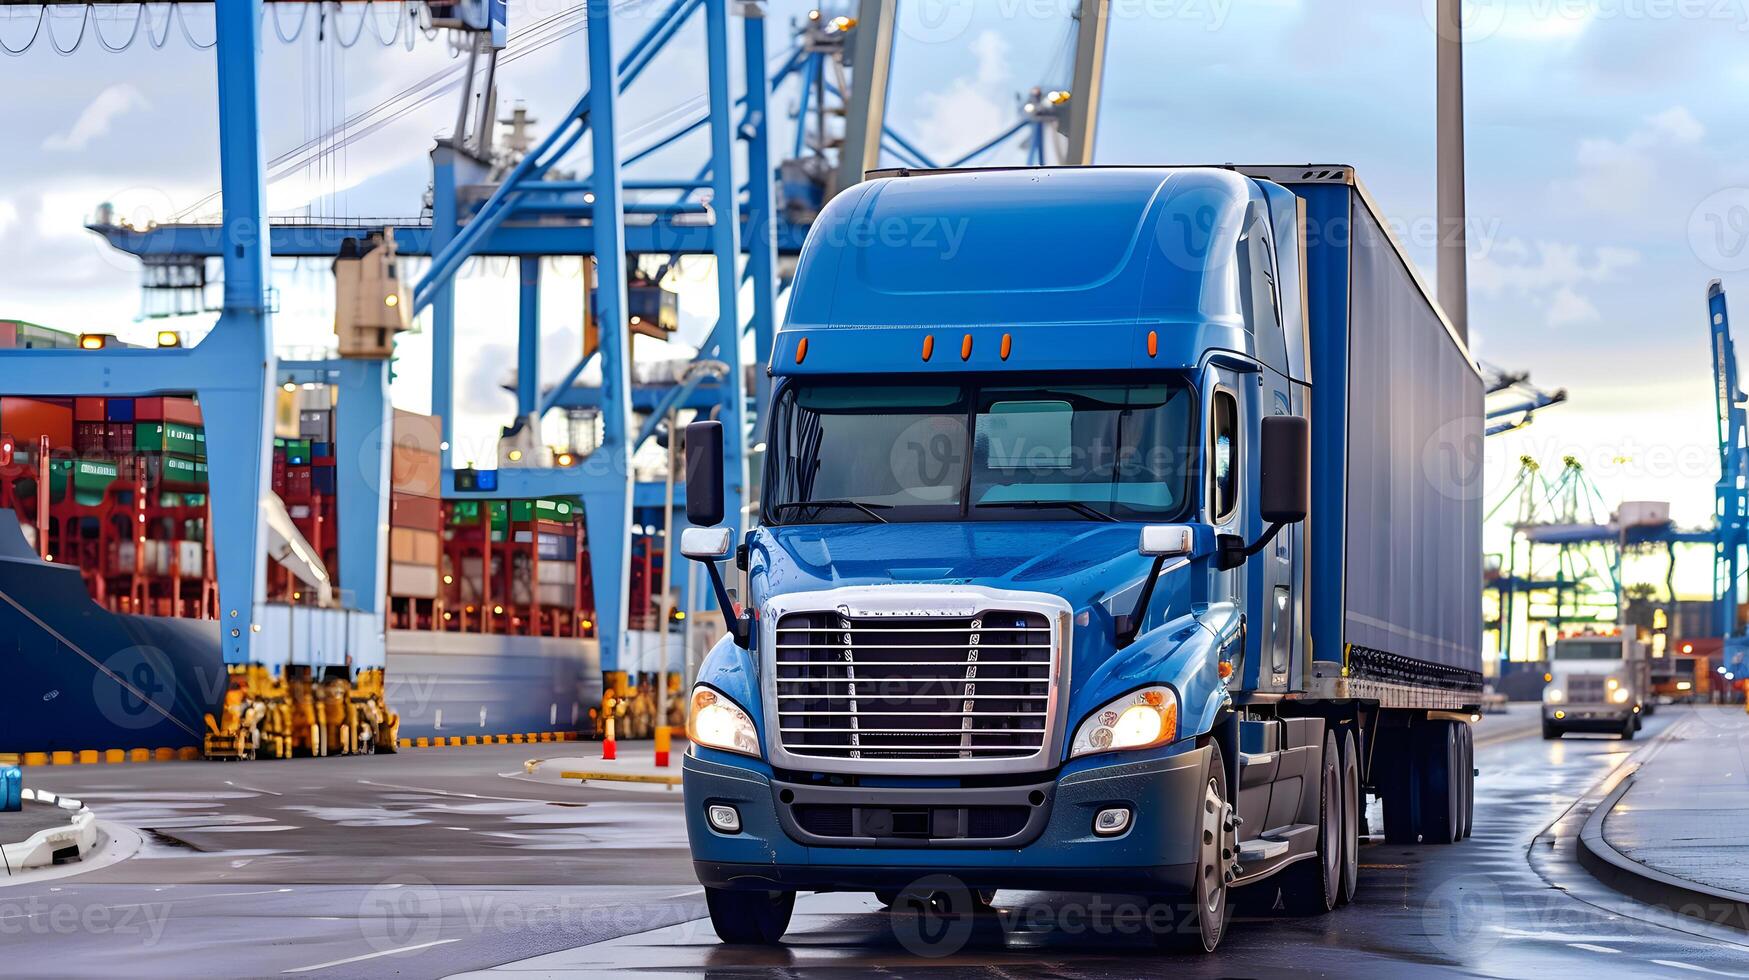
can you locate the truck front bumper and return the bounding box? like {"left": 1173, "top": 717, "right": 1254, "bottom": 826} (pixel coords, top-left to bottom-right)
{"left": 1544, "top": 704, "right": 1632, "bottom": 730}
{"left": 684, "top": 744, "right": 1210, "bottom": 897}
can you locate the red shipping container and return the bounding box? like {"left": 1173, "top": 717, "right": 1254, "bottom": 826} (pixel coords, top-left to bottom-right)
{"left": 74, "top": 421, "right": 108, "bottom": 455}
{"left": 105, "top": 423, "right": 134, "bottom": 455}
{"left": 389, "top": 492, "right": 441, "bottom": 531}
{"left": 75, "top": 398, "right": 106, "bottom": 422}
{"left": 135, "top": 396, "right": 203, "bottom": 426}
{"left": 0, "top": 397, "right": 74, "bottom": 449}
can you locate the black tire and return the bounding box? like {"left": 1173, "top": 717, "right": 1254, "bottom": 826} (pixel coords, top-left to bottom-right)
{"left": 873, "top": 890, "right": 898, "bottom": 908}
{"left": 1415, "top": 721, "right": 1461, "bottom": 845}
{"left": 1153, "top": 741, "right": 1233, "bottom": 953}
{"left": 1279, "top": 729, "right": 1342, "bottom": 914}
{"left": 1620, "top": 717, "right": 1637, "bottom": 741}
{"left": 1335, "top": 729, "right": 1361, "bottom": 905}
{"left": 705, "top": 886, "right": 795, "bottom": 945}
{"left": 1381, "top": 729, "right": 1419, "bottom": 845}
{"left": 1542, "top": 721, "right": 1561, "bottom": 740}
{"left": 1457, "top": 723, "right": 1474, "bottom": 841}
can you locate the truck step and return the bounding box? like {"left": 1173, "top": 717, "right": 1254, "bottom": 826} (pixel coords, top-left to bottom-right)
{"left": 1238, "top": 837, "right": 1290, "bottom": 862}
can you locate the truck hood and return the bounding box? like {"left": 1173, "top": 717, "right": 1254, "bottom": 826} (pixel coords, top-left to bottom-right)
{"left": 751, "top": 521, "right": 1152, "bottom": 602}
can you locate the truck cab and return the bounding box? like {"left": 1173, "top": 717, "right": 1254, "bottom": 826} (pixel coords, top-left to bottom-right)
{"left": 1542, "top": 633, "right": 1649, "bottom": 740}
{"left": 678, "top": 166, "right": 1483, "bottom": 953}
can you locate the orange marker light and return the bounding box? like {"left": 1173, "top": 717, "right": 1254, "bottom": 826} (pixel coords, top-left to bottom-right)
{"left": 922, "top": 335, "right": 935, "bottom": 361}
{"left": 1000, "top": 333, "right": 1013, "bottom": 360}
{"left": 960, "top": 334, "right": 973, "bottom": 360}
{"left": 795, "top": 337, "right": 809, "bottom": 364}
{"left": 1218, "top": 660, "right": 1234, "bottom": 679}
{"left": 1147, "top": 330, "right": 1159, "bottom": 358}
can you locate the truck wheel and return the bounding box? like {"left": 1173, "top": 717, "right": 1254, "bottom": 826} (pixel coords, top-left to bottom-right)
{"left": 1458, "top": 724, "right": 1474, "bottom": 841}
{"left": 1380, "top": 731, "right": 1419, "bottom": 845}
{"left": 1541, "top": 722, "right": 1561, "bottom": 740}
{"left": 1620, "top": 717, "right": 1637, "bottom": 741}
{"left": 1336, "top": 730, "right": 1361, "bottom": 905}
{"left": 1279, "top": 730, "right": 1341, "bottom": 914}
{"left": 705, "top": 887, "right": 794, "bottom": 945}
{"left": 1154, "top": 741, "right": 1233, "bottom": 953}
{"left": 1415, "top": 721, "right": 1461, "bottom": 845}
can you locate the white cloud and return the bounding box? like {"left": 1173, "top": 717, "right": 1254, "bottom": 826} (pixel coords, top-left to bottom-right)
{"left": 0, "top": 199, "right": 16, "bottom": 237}
{"left": 42, "top": 84, "right": 149, "bottom": 152}
{"left": 1471, "top": 239, "right": 1639, "bottom": 328}
{"left": 909, "top": 30, "right": 1017, "bottom": 164}
{"left": 1559, "top": 106, "right": 1706, "bottom": 214}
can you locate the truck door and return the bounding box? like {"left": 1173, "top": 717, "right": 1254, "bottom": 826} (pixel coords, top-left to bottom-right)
{"left": 1207, "top": 374, "right": 1249, "bottom": 680}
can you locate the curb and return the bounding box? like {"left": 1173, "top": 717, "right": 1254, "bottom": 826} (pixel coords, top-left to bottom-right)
{"left": 396, "top": 731, "right": 587, "bottom": 749}
{"left": 1, "top": 790, "right": 98, "bottom": 874}
{"left": 1576, "top": 770, "right": 1749, "bottom": 932}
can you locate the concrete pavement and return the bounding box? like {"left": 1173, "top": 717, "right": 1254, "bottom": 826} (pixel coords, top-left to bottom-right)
{"left": 1580, "top": 705, "right": 1749, "bottom": 928}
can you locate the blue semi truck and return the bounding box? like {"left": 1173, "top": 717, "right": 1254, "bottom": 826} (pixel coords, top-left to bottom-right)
{"left": 677, "top": 165, "right": 1483, "bottom": 952}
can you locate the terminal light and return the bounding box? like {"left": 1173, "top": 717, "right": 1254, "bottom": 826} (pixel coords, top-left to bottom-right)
{"left": 283, "top": 382, "right": 297, "bottom": 392}
{"left": 556, "top": 452, "right": 575, "bottom": 467}
{"left": 383, "top": 294, "right": 400, "bottom": 308}
{"left": 156, "top": 330, "right": 182, "bottom": 348}
{"left": 508, "top": 449, "right": 523, "bottom": 462}
{"left": 78, "top": 334, "right": 107, "bottom": 351}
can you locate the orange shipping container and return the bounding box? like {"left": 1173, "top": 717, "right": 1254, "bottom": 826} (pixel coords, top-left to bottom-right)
{"left": 389, "top": 527, "right": 440, "bottom": 566}
{"left": 391, "top": 410, "right": 443, "bottom": 498}
{"left": 0, "top": 397, "right": 73, "bottom": 449}
{"left": 390, "top": 493, "right": 441, "bottom": 531}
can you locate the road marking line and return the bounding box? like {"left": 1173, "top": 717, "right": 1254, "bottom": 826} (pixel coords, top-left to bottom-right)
{"left": 1652, "top": 960, "right": 1748, "bottom": 977}
{"left": 281, "top": 938, "right": 459, "bottom": 974}
{"left": 1568, "top": 942, "right": 1621, "bottom": 954}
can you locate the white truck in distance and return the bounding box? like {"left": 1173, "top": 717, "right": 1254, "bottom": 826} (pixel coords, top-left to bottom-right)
{"left": 1542, "top": 634, "right": 1650, "bottom": 740}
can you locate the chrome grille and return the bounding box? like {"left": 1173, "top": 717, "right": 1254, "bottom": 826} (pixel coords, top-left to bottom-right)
{"left": 773, "top": 610, "right": 1053, "bottom": 761}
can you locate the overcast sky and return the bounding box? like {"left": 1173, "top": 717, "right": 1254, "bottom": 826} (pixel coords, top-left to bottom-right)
{"left": 3, "top": 0, "right": 1747, "bottom": 595}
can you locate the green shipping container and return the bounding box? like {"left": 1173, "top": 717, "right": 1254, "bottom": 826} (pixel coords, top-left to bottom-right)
{"left": 449, "top": 500, "right": 482, "bottom": 525}
{"left": 50, "top": 458, "right": 119, "bottom": 506}
{"left": 134, "top": 422, "right": 204, "bottom": 457}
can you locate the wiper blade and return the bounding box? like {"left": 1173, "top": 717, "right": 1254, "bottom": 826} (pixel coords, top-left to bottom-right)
{"left": 974, "top": 500, "right": 1120, "bottom": 523}
{"left": 769, "top": 499, "right": 892, "bottom": 523}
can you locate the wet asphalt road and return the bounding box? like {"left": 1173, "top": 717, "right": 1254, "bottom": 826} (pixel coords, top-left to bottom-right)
{"left": 5, "top": 708, "right": 1748, "bottom": 978}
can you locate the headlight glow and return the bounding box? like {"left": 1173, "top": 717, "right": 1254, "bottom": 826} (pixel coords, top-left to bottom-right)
{"left": 1612, "top": 687, "right": 1631, "bottom": 704}
{"left": 687, "top": 686, "right": 761, "bottom": 758}
{"left": 1071, "top": 686, "right": 1177, "bottom": 758}
{"left": 1545, "top": 688, "right": 1564, "bottom": 704}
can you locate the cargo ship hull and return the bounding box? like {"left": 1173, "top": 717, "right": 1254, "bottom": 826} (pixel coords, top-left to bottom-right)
{"left": 0, "top": 518, "right": 601, "bottom": 754}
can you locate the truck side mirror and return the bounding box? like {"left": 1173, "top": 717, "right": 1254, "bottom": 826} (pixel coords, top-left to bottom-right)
{"left": 680, "top": 420, "right": 750, "bottom": 648}
{"left": 684, "top": 420, "right": 726, "bottom": 527}
{"left": 1260, "top": 415, "right": 1310, "bottom": 524}
{"left": 1217, "top": 415, "right": 1309, "bottom": 572}
{"left": 1117, "top": 524, "right": 1201, "bottom": 648}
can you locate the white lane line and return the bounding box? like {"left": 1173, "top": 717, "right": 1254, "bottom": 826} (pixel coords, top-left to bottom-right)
{"left": 225, "top": 781, "right": 284, "bottom": 797}
{"left": 282, "top": 938, "right": 460, "bottom": 974}
{"left": 1653, "top": 960, "right": 1749, "bottom": 977}
{"left": 1568, "top": 942, "right": 1621, "bottom": 954}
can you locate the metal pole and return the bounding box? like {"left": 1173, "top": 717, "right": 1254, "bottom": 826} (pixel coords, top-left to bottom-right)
{"left": 656, "top": 407, "right": 677, "bottom": 732}
{"left": 705, "top": 0, "right": 749, "bottom": 538}
{"left": 1064, "top": 0, "right": 1110, "bottom": 165}
{"left": 1436, "top": 0, "right": 1469, "bottom": 341}
{"left": 834, "top": 0, "right": 896, "bottom": 196}
{"left": 742, "top": 2, "right": 779, "bottom": 433}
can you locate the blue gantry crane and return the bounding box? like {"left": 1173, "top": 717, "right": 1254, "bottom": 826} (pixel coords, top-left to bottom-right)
{"left": 11, "top": 0, "right": 1113, "bottom": 735}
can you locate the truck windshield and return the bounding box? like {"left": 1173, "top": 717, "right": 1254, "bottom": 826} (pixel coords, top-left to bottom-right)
{"left": 765, "top": 380, "right": 1195, "bottom": 524}
{"left": 1550, "top": 639, "right": 1625, "bottom": 660}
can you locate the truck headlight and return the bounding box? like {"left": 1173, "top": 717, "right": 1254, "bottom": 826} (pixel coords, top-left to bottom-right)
{"left": 687, "top": 686, "right": 761, "bottom": 758}
{"left": 1545, "top": 688, "right": 1564, "bottom": 704}
{"left": 1611, "top": 687, "right": 1631, "bottom": 704}
{"left": 1070, "top": 686, "right": 1178, "bottom": 758}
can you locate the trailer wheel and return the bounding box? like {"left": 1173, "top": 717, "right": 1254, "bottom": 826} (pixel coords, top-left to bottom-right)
{"left": 1541, "top": 722, "right": 1561, "bottom": 740}
{"left": 1415, "top": 721, "right": 1461, "bottom": 845}
{"left": 1458, "top": 724, "right": 1474, "bottom": 841}
{"left": 1279, "top": 730, "right": 1341, "bottom": 914}
{"left": 1154, "top": 741, "right": 1232, "bottom": 953}
{"left": 1336, "top": 730, "right": 1361, "bottom": 905}
{"left": 1620, "top": 717, "right": 1637, "bottom": 741}
{"left": 1381, "top": 732, "right": 1419, "bottom": 845}
{"left": 705, "top": 887, "right": 794, "bottom": 945}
